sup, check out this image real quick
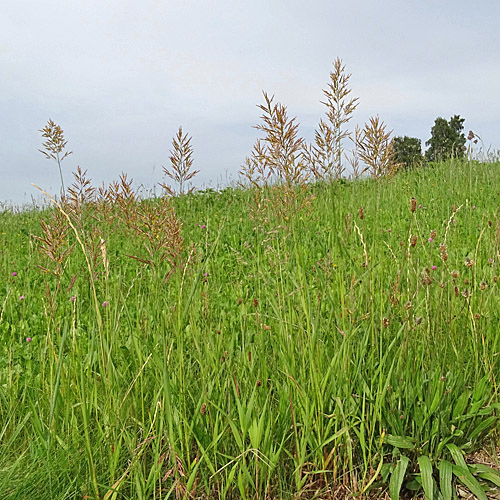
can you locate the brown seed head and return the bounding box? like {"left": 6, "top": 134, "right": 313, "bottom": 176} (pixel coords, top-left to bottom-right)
{"left": 200, "top": 403, "right": 207, "bottom": 415}
{"left": 359, "top": 206, "right": 364, "bottom": 220}
{"left": 410, "top": 235, "right": 418, "bottom": 247}
{"left": 430, "top": 229, "right": 437, "bottom": 239}
{"left": 410, "top": 197, "right": 417, "bottom": 213}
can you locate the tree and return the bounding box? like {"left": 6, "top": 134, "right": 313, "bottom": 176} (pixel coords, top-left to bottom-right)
{"left": 425, "top": 115, "right": 466, "bottom": 162}
{"left": 393, "top": 136, "right": 423, "bottom": 170}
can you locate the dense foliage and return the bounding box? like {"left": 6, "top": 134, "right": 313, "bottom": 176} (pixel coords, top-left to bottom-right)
{"left": 1, "top": 160, "right": 499, "bottom": 499}
{"left": 425, "top": 115, "right": 467, "bottom": 162}
{"left": 393, "top": 136, "right": 423, "bottom": 170}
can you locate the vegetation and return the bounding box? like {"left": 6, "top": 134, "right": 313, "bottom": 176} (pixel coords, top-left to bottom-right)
{"left": 1, "top": 60, "right": 499, "bottom": 499}
{"left": 1, "top": 157, "right": 500, "bottom": 499}
{"left": 393, "top": 136, "right": 423, "bottom": 170}
{"left": 425, "top": 116, "right": 467, "bottom": 163}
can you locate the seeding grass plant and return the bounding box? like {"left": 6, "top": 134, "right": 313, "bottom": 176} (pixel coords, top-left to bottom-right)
{"left": 1, "top": 159, "right": 500, "bottom": 499}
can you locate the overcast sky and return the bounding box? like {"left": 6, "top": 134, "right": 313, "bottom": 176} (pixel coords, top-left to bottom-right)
{"left": 1, "top": 0, "right": 499, "bottom": 205}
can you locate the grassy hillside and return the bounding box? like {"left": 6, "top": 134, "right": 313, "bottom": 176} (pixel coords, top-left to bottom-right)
{"left": 1, "top": 160, "right": 499, "bottom": 499}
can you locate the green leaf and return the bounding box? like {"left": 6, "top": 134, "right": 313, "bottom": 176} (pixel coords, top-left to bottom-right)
{"left": 438, "top": 460, "right": 453, "bottom": 500}
{"left": 452, "top": 391, "right": 470, "bottom": 420}
{"left": 385, "top": 434, "right": 416, "bottom": 450}
{"left": 452, "top": 465, "right": 487, "bottom": 500}
{"left": 446, "top": 443, "right": 467, "bottom": 468}
{"left": 389, "top": 455, "right": 409, "bottom": 500}
{"left": 468, "top": 415, "right": 497, "bottom": 442}
{"left": 477, "top": 472, "right": 500, "bottom": 488}
{"left": 418, "top": 455, "right": 435, "bottom": 500}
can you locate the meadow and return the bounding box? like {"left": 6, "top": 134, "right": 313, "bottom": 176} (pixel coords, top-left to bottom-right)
{"left": 1, "top": 158, "right": 499, "bottom": 499}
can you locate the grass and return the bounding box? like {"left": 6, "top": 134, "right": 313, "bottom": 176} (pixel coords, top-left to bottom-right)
{"left": 1, "top": 159, "right": 500, "bottom": 499}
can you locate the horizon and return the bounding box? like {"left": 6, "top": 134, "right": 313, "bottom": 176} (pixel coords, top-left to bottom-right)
{"left": 2, "top": 0, "right": 499, "bottom": 205}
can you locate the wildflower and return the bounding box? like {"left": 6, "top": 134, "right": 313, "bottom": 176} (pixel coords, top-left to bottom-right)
{"left": 12, "top": 272, "right": 17, "bottom": 277}
{"left": 70, "top": 295, "right": 76, "bottom": 302}
{"left": 432, "top": 265, "right": 437, "bottom": 270}
{"left": 19, "top": 295, "right": 25, "bottom": 300}
{"left": 428, "top": 237, "right": 433, "bottom": 243}
{"left": 472, "top": 206, "right": 476, "bottom": 210}
{"left": 464, "top": 257, "right": 474, "bottom": 268}
{"left": 419, "top": 204, "right": 422, "bottom": 208}
{"left": 453, "top": 220, "right": 457, "bottom": 224}
{"left": 410, "top": 198, "right": 417, "bottom": 213}
{"left": 26, "top": 337, "right": 32, "bottom": 342}
{"left": 388, "top": 228, "right": 391, "bottom": 233}
{"left": 102, "top": 301, "right": 108, "bottom": 307}
{"left": 201, "top": 224, "right": 206, "bottom": 229}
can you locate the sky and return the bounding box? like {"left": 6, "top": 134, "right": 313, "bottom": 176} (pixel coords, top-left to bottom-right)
{"left": 1, "top": 0, "right": 499, "bottom": 206}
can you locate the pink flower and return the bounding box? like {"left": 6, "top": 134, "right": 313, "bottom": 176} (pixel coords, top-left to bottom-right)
{"left": 26, "top": 337, "right": 32, "bottom": 342}
{"left": 102, "top": 301, "right": 108, "bottom": 308}
{"left": 432, "top": 265, "right": 437, "bottom": 270}
{"left": 472, "top": 206, "right": 476, "bottom": 210}
{"left": 418, "top": 204, "right": 422, "bottom": 208}
{"left": 19, "top": 295, "right": 25, "bottom": 300}
{"left": 70, "top": 295, "right": 76, "bottom": 302}
{"left": 428, "top": 238, "right": 433, "bottom": 243}
{"left": 12, "top": 272, "right": 17, "bottom": 276}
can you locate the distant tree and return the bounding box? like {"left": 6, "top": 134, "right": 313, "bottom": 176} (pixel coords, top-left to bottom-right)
{"left": 425, "top": 115, "right": 466, "bottom": 162}
{"left": 393, "top": 136, "right": 423, "bottom": 169}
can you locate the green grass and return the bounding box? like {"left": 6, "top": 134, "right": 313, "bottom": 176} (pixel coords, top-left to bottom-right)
{"left": 1, "top": 160, "right": 499, "bottom": 499}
